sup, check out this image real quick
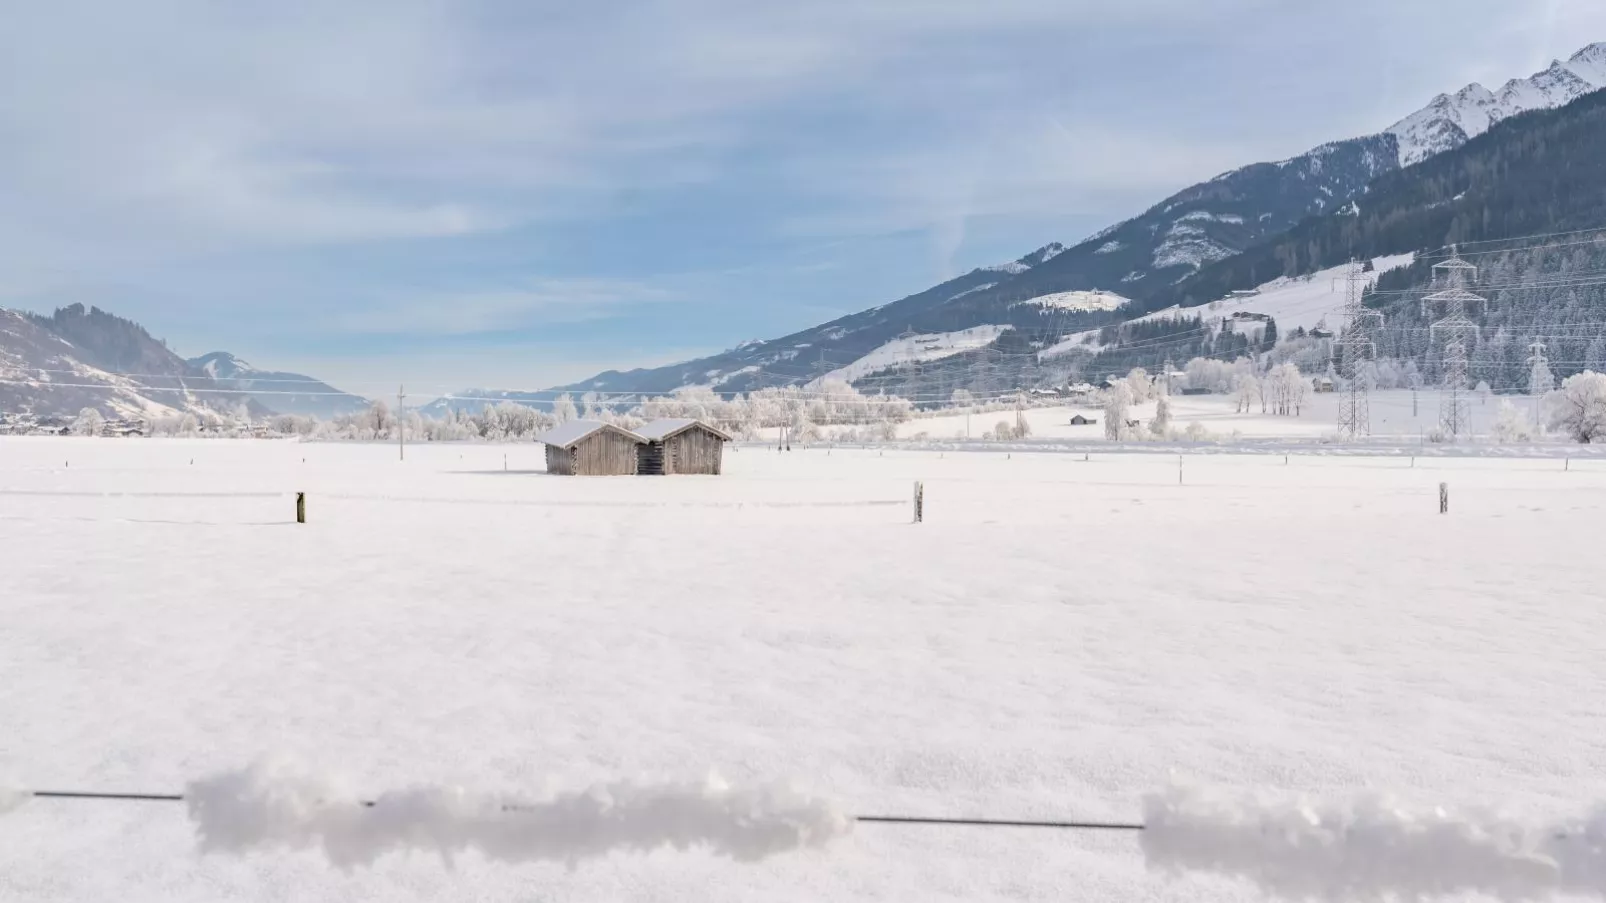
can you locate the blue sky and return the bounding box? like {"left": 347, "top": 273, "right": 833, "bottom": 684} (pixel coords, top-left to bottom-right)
{"left": 4, "top": 0, "right": 1605, "bottom": 396}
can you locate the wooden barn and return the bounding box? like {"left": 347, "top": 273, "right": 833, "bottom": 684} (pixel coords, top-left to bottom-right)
{"left": 534, "top": 420, "right": 645, "bottom": 476}
{"left": 635, "top": 419, "right": 732, "bottom": 475}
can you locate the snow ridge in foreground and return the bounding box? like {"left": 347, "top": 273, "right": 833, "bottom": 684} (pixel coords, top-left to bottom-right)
{"left": 0, "top": 781, "right": 27, "bottom": 815}
{"left": 1143, "top": 783, "right": 1606, "bottom": 901}
{"left": 186, "top": 759, "right": 851, "bottom": 867}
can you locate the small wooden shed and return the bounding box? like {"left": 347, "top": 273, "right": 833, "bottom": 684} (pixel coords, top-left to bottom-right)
{"left": 635, "top": 418, "right": 732, "bottom": 475}
{"left": 1069, "top": 414, "right": 1098, "bottom": 426}
{"left": 535, "top": 420, "right": 645, "bottom": 475}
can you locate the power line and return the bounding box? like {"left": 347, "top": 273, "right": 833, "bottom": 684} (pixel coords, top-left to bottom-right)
{"left": 21, "top": 788, "right": 1146, "bottom": 831}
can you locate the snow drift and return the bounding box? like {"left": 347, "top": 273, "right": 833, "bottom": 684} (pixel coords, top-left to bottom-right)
{"left": 185, "top": 759, "right": 851, "bottom": 867}
{"left": 0, "top": 782, "right": 27, "bottom": 816}
{"left": 1143, "top": 783, "right": 1606, "bottom": 901}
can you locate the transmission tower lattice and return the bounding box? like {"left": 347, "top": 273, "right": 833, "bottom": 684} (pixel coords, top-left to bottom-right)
{"left": 1421, "top": 250, "right": 1488, "bottom": 441}
{"left": 1527, "top": 339, "right": 1553, "bottom": 427}
{"left": 1526, "top": 340, "right": 1554, "bottom": 395}
{"left": 1335, "top": 260, "right": 1383, "bottom": 440}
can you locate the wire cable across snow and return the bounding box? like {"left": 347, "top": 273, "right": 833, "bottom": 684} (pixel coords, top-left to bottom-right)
{"left": 25, "top": 788, "right": 1140, "bottom": 830}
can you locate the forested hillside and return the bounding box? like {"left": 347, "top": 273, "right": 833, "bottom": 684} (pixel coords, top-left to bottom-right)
{"left": 1153, "top": 89, "right": 1606, "bottom": 313}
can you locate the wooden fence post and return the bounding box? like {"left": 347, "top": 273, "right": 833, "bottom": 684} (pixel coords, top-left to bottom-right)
{"left": 913, "top": 481, "right": 924, "bottom": 524}
{"left": 1438, "top": 482, "right": 1448, "bottom": 515}
{"left": 296, "top": 492, "right": 306, "bottom": 524}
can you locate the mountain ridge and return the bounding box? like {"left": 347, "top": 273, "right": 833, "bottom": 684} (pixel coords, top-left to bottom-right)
{"left": 539, "top": 41, "right": 1606, "bottom": 400}
{"left": 0, "top": 304, "right": 365, "bottom": 419}
{"left": 186, "top": 351, "right": 370, "bottom": 419}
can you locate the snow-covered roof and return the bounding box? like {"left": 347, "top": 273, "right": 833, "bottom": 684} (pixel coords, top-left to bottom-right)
{"left": 636, "top": 418, "right": 732, "bottom": 442}
{"left": 533, "top": 420, "right": 644, "bottom": 449}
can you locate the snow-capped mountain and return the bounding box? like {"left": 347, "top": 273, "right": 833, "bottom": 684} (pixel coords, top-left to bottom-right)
{"left": 0, "top": 305, "right": 258, "bottom": 418}
{"left": 1388, "top": 43, "right": 1606, "bottom": 165}
{"left": 0, "top": 303, "right": 369, "bottom": 420}
{"left": 187, "top": 351, "right": 370, "bottom": 419}
{"left": 488, "top": 43, "right": 1606, "bottom": 400}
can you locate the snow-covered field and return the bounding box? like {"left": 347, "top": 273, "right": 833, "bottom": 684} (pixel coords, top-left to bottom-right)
{"left": 903, "top": 389, "right": 1541, "bottom": 444}
{"left": 3, "top": 436, "right": 1606, "bottom": 901}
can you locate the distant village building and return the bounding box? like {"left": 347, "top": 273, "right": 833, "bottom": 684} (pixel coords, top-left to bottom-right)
{"left": 1069, "top": 414, "right": 1098, "bottom": 426}
{"left": 1180, "top": 387, "right": 1212, "bottom": 396}
{"left": 635, "top": 419, "right": 731, "bottom": 475}
{"left": 534, "top": 420, "right": 645, "bottom": 476}
{"left": 1313, "top": 376, "right": 1336, "bottom": 393}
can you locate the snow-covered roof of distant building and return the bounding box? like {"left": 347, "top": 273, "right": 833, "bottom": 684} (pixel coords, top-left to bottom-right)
{"left": 636, "top": 418, "right": 732, "bottom": 442}
{"left": 532, "top": 420, "right": 645, "bottom": 448}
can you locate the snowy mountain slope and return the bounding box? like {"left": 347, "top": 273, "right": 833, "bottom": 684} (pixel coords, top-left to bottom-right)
{"left": 0, "top": 309, "right": 189, "bottom": 418}
{"left": 555, "top": 245, "right": 1073, "bottom": 397}
{"left": 0, "top": 304, "right": 362, "bottom": 420}
{"left": 1010, "top": 290, "right": 1128, "bottom": 313}
{"left": 533, "top": 43, "right": 1606, "bottom": 400}
{"left": 1156, "top": 83, "right": 1606, "bottom": 315}
{"left": 0, "top": 305, "right": 264, "bottom": 419}
{"left": 813, "top": 325, "right": 1012, "bottom": 385}
{"left": 1387, "top": 43, "right": 1606, "bottom": 165}
{"left": 187, "top": 351, "right": 370, "bottom": 419}
{"left": 1135, "top": 254, "right": 1415, "bottom": 334}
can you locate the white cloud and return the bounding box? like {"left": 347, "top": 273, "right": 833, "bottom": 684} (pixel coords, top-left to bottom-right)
{"left": 0, "top": 0, "right": 1263, "bottom": 268}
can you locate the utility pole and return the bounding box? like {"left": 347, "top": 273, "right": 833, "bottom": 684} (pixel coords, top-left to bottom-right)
{"left": 1421, "top": 249, "right": 1488, "bottom": 442}
{"left": 397, "top": 384, "right": 406, "bottom": 461}
{"left": 1335, "top": 259, "right": 1382, "bottom": 441}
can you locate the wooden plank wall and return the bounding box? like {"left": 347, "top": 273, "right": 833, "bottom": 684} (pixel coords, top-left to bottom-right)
{"left": 664, "top": 428, "right": 724, "bottom": 475}
{"left": 572, "top": 430, "right": 640, "bottom": 475}
{"left": 545, "top": 443, "right": 573, "bottom": 475}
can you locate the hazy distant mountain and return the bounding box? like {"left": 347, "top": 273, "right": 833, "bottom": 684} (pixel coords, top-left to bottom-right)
{"left": 187, "top": 351, "right": 369, "bottom": 419}
{"left": 0, "top": 303, "right": 363, "bottom": 419}
{"left": 0, "top": 304, "right": 259, "bottom": 418}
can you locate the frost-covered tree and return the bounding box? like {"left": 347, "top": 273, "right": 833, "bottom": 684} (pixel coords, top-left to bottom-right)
{"left": 364, "top": 400, "right": 392, "bottom": 439}
{"left": 1546, "top": 371, "right": 1606, "bottom": 443}
{"left": 1184, "top": 357, "right": 1235, "bottom": 394}
{"left": 1403, "top": 359, "right": 1424, "bottom": 390}
{"left": 1263, "top": 362, "right": 1306, "bottom": 416}
{"left": 1103, "top": 383, "right": 1132, "bottom": 440}
{"left": 72, "top": 407, "right": 104, "bottom": 436}
{"left": 1491, "top": 400, "right": 1532, "bottom": 443}
{"left": 1125, "top": 368, "right": 1152, "bottom": 403}
{"left": 1474, "top": 380, "right": 1492, "bottom": 404}
{"left": 950, "top": 388, "right": 975, "bottom": 410}
{"left": 1150, "top": 394, "right": 1171, "bottom": 438}
{"left": 1233, "top": 372, "right": 1262, "bottom": 413}
{"left": 1529, "top": 355, "right": 1555, "bottom": 396}
{"left": 1183, "top": 421, "right": 1211, "bottom": 442}
{"left": 551, "top": 393, "right": 578, "bottom": 424}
